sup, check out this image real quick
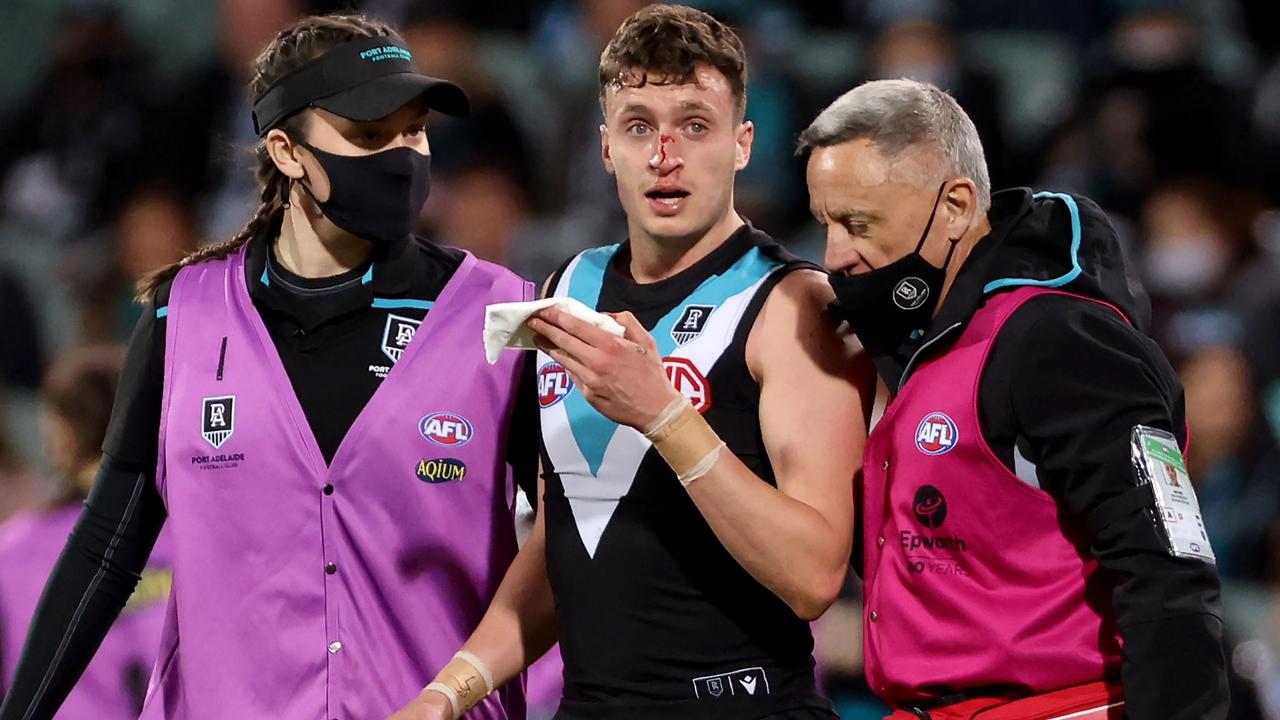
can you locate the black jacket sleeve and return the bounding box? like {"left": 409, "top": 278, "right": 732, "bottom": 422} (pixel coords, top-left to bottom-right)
{"left": 982, "top": 294, "right": 1228, "bottom": 720}
{"left": 0, "top": 294, "right": 169, "bottom": 720}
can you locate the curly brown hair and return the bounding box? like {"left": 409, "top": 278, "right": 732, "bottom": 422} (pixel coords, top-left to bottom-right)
{"left": 136, "top": 14, "right": 404, "bottom": 302}
{"left": 598, "top": 4, "right": 748, "bottom": 120}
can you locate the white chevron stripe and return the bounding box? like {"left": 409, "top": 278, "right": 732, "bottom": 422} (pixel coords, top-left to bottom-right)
{"left": 541, "top": 260, "right": 785, "bottom": 557}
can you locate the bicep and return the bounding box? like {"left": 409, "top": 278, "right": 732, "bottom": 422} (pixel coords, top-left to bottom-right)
{"left": 752, "top": 273, "right": 870, "bottom": 528}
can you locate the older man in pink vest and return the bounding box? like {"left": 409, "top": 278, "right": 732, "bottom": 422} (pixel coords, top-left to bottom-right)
{"left": 799, "top": 79, "right": 1227, "bottom": 720}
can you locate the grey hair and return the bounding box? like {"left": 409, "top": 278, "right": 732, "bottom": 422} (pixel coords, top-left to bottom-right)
{"left": 798, "top": 79, "right": 991, "bottom": 212}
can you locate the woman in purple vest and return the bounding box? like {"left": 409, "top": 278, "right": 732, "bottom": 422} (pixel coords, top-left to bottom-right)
{"left": 0, "top": 347, "right": 172, "bottom": 718}
{"left": 0, "top": 15, "right": 535, "bottom": 720}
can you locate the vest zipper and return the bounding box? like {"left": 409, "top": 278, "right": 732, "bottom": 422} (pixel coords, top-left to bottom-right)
{"left": 897, "top": 322, "right": 962, "bottom": 393}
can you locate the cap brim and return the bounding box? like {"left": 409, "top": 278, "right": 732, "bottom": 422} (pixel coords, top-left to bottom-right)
{"left": 313, "top": 73, "right": 471, "bottom": 121}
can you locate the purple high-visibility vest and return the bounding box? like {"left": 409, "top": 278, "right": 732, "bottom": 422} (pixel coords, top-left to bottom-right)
{"left": 143, "top": 245, "right": 530, "bottom": 720}
{"left": 0, "top": 505, "right": 173, "bottom": 719}
{"left": 862, "top": 287, "right": 1125, "bottom": 705}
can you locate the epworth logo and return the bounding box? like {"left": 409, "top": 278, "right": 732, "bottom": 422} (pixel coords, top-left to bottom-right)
{"left": 913, "top": 484, "right": 948, "bottom": 528}
{"left": 903, "top": 483, "right": 968, "bottom": 576}
{"left": 201, "top": 396, "right": 235, "bottom": 449}
{"left": 663, "top": 357, "right": 711, "bottom": 413}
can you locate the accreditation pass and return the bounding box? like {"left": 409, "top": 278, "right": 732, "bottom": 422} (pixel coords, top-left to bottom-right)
{"left": 1131, "top": 425, "right": 1216, "bottom": 563}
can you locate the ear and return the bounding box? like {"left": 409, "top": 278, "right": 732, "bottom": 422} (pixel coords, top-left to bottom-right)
{"left": 942, "top": 177, "right": 980, "bottom": 240}
{"left": 599, "top": 124, "right": 615, "bottom": 176}
{"left": 265, "top": 128, "right": 307, "bottom": 181}
{"left": 734, "top": 120, "right": 754, "bottom": 172}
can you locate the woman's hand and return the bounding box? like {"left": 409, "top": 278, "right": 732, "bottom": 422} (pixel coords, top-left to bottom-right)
{"left": 384, "top": 690, "right": 454, "bottom": 720}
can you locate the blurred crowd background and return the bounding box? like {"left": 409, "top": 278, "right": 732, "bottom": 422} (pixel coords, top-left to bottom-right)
{"left": 0, "top": 0, "right": 1279, "bottom": 717}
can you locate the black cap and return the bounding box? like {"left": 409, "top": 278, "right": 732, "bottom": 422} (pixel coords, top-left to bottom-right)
{"left": 251, "top": 36, "right": 470, "bottom": 136}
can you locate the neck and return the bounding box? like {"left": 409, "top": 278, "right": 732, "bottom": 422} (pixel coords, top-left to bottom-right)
{"left": 933, "top": 213, "right": 993, "bottom": 317}
{"left": 627, "top": 208, "right": 745, "bottom": 284}
{"left": 275, "top": 185, "right": 372, "bottom": 278}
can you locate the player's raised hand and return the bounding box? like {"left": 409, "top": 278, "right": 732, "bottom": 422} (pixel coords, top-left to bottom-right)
{"left": 528, "top": 307, "right": 681, "bottom": 429}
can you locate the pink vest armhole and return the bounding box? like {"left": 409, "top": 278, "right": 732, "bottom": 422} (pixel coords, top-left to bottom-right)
{"left": 154, "top": 273, "right": 184, "bottom": 507}
{"left": 967, "top": 288, "right": 1135, "bottom": 503}
{"left": 459, "top": 255, "right": 535, "bottom": 515}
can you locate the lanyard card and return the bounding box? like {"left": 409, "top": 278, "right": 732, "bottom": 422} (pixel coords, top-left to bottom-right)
{"left": 1130, "top": 425, "right": 1215, "bottom": 563}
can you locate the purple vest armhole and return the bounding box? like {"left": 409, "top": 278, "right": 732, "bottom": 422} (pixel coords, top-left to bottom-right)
{"left": 155, "top": 268, "right": 186, "bottom": 505}
{"left": 969, "top": 287, "right": 1134, "bottom": 498}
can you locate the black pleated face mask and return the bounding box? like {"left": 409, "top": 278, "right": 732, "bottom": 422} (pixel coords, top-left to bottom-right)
{"left": 297, "top": 142, "right": 432, "bottom": 248}
{"left": 828, "top": 182, "right": 957, "bottom": 350}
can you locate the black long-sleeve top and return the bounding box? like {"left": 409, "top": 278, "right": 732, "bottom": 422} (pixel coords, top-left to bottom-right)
{"left": 864, "top": 188, "right": 1227, "bottom": 719}
{"left": 0, "top": 233, "right": 539, "bottom": 719}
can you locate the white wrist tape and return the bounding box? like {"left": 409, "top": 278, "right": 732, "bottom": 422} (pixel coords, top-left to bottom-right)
{"left": 423, "top": 682, "right": 460, "bottom": 719}
{"left": 678, "top": 442, "right": 725, "bottom": 487}
{"left": 423, "top": 651, "right": 496, "bottom": 718}
{"left": 643, "top": 396, "right": 725, "bottom": 486}
{"left": 643, "top": 395, "right": 692, "bottom": 438}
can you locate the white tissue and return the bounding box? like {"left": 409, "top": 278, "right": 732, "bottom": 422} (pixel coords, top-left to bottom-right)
{"left": 483, "top": 297, "right": 625, "bottom": 364}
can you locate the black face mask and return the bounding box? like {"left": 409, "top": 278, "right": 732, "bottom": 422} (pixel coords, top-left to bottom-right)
{"left": 297, "top": 142, "right": 432, "bottom": 248}
{"left": 828, "top": 182, "right": 957, "bottom": 352}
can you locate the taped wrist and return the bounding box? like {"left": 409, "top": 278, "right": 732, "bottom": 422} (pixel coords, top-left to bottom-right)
{"left": 423, "top": 651, "right": 495, "bottom": 718}
{"left": 643, "top": 397, "right": 725, "bottom": 486}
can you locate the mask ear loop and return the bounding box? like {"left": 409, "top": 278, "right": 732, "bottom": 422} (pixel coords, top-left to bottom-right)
{"left": 290, "top": 141, "right": 324, "bottom": 208}
{"left": 911, "top": 181, "right": 949, "bottom": 256}
{"left": 283, "top": 134, "right": 324, "bottom": 208}
{"left": 940, "top": 232, "right": 960, "bottom": 269}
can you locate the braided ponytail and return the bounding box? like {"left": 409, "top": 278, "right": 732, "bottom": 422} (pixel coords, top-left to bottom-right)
{"left": 136, "top": 14, "right": 404, "bottom": 302}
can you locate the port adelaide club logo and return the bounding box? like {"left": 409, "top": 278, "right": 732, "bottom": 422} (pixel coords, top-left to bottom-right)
{"left": 382, "top": 314, "right": 420, "bottom": 364}
{"left": 194, "top": 396, "right": 245, "bottom": 470}
{"left": 201, "top": 396, "right": 235, "bottom": 448}
{"left": 893, "top": 277, "right": 930, "bottom": 311}
{"left": 671, "top": 304, "right": 715, "bottom": 346}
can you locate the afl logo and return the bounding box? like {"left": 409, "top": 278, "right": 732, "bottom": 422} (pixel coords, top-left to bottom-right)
{"left": 419, "top": 412, "right": 473, "bottom": 447}
{"left": 537, "top": 362, "right": 574, "bottom": 408}
{"left": 913, "top": 485, "right": 947, "bottom": 528}
{"left": 893, "top": 277, "right": 930, "bottom": 310}
{"left": 915, "top": 412, "right": 958, "bottom": 455}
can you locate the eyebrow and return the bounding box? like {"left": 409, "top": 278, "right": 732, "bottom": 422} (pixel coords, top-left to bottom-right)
{"left": 813, "top": 207, "right": 880, "bottom": 224}
{"left": 615, "top": 99, "right": 717, "bottom": 117}
{"left": 617, "top": 103, "right": 654, "bottom": 117}
{"left": 678, "top": 100, "right": 715, "bottom": 114}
